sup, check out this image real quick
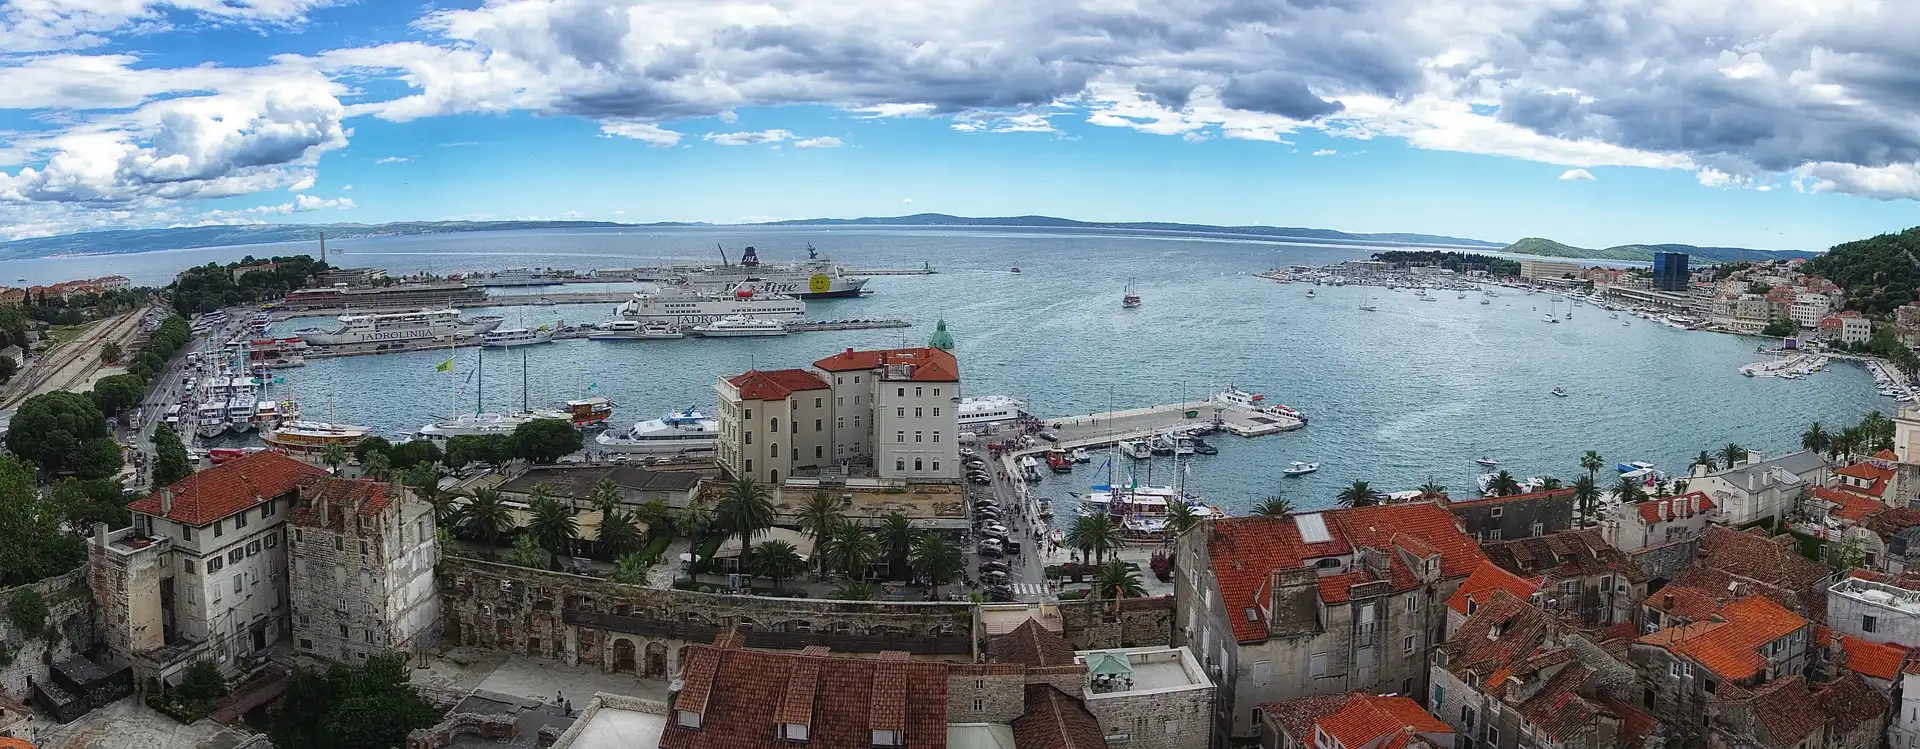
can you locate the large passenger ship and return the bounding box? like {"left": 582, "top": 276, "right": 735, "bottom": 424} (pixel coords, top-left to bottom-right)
{"left": 295, "top": 308, "right": 503, "bottom": 346}
{"left": 676, "top": 245, "right": 869, "bottom": 299}
{"left": 613, "top": 287, "right": 805, "bottom": 326}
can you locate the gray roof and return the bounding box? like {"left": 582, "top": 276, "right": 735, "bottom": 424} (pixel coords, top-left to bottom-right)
{"left": 1710, "top": 450, "right": 1826, "bottom": 484}
{"left": 497, "top": 465, "right": 703, "bottom": 499}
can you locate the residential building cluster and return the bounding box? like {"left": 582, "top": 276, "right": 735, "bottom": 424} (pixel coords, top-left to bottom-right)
{"left": 0, "top": 275, "right": 131, "bottom": 307}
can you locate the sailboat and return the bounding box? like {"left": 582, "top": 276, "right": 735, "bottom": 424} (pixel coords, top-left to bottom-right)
{"left": 1358, "top": 289, "right": 1378, "bottom": 312}
{"left": 416, "top": 345, "right": 570, "bottom": 441}
{"left": 1122, "top": 279, "right": 1142, "bottom": 309}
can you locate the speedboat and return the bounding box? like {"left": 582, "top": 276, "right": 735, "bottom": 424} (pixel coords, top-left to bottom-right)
{"left": 1282, "top": 461, "right": 1320, "bottom": 476}
{"left": 1475, "top": 458, "right": 1499, "bottom": 467}
{"left": 1550, "top": 387, "right": 1569, "bottom": 397}
{"left": 1120, "top": 439, "right": 1152, "bottom": 460}
{"left": 1305, "top": 289, "right": 1316, "bottom": 298}
{"left": 1190, "top": 436, "right": 1218, "bottom": 455}
{"left": 1069, "top": 448, "right": 1092, "bottom": 463}
{"left": 1544, "top": 314, "right": 1559, "bottom": 323}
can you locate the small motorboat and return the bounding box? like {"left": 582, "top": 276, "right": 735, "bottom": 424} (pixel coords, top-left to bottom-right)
{"left": 1621, "top": 321, "right": 1630, "bottom": 326}
{"left": 1475, "top": 458, "right": 1500, "bottom": 467}
{"left": 1306, "top": 289, "right": 1317, "bottom": 298}
{"left": 1010, "top": 267, "right": 1022, "bottom": 274}
{"left": 1282, "top": 461, "right": 1320, "bottom": 476}
{"left": 1069, "top": 448, "right": 1092, "bottom": 463}
{"left": 1550, "top": 387, "right": 1569, "bottom": 397}
{"left": 1190, "top": 436, "right": 1218, "bottom": 455}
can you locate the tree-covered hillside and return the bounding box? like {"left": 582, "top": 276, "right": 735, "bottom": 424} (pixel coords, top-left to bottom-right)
{"left": 1500, "top": 237, "right": 1816, "bottom": 263}
{"left": 1802, "top": 227, "right": 1920, "bottom": 316}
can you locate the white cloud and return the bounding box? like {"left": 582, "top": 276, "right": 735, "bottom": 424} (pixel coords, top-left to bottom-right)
{"left": 952, "top": 113, "right": 1059, "bottom": 134}
{"left": 704, "top": 130, "right": 793, "bottom": 146}
{"left": 1558, "top": 169, "right": 1596, "bottom": 181}
{"left": 374, "top": 156, "right": 409, "bottom": 164}
{"left": 598, "top": 121, "right": 681, "bottom": 146}
{"left": 341, "top": 184, "right": 353, "bottom": 191}
{"left": 288, "top": 174, "right": 316, "bottom": 192}
{"left": 1312, "top": 149, "right": 1338, "bottom": 157}
{"left": 855, "top": 103, "right": 938, "bottom": 119}
{"left": 793, "top": 136, "right": 843, "bottom": 149}
{"left": 2, "top": 0, "right": 341, "bottom": 53}
{"left": 440, "top": 141, "right": 479, "bottom": 147}
{"left": 901, "top": 197, "right": 914, "bottom": 204}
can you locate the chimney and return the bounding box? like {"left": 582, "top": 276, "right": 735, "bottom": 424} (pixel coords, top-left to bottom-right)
{"left": 1659, "top": 499, "right": 1669, "bottom": 520}
{"left": 160, "top": 487, "right": 173, "bottom": 517}
{"left": 1692, "top": 463, "right": 1708, "bottom": 479}
{"left": 1747, "top": 451, "right": 1763, "bottom": 466}
{"left": 1690, "top": 495, "right": 1700, "bottom": 514}
{"left": 93, "top": 522, "right": 107, "bottom": 549}
{"left": 1663, "top": 593, "right": 1674, "bottom": 608}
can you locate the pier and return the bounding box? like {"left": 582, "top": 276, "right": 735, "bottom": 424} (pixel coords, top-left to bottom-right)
{"left": 987, "top": 399, "right": 1303, "bottom": 458}
{"left": 301, "top": 319, "right": 915, "bottom": 358}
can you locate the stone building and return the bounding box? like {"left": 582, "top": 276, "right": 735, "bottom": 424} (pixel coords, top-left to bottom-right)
{"left": 287, "top": 476, "right": 440, "bottom": 663}
{"left": 1709, "top": 673, "right": 1888, "bottom": 749}
{"left": 714, "top": 368, "right": 833, "bottom": 485}
{"left": 1694, "top": 525, "right": 1834, "bottom": 621}
{"left": 1482, "top": 530, "right": 1644, "bottom": 627}
{"left": 1688, "top": 450, "right": 1828, "bottom": 528}
{"left": 1825, "top": 572, "right": 1920, "bottom": 647}
{"left": 1257, "top": 692, "right": 1453, "bottom": 749}
{"left": 93, "top": 451, "right": 325, "bottom": 682}
{"left": 1625, "top": 596, "right": 1813, "bottom": 735}
{"left": 1174, "top": 502, "right": 1486, "bottom": 743}
{"left": 1441, "top": 562, "right": 1541, "bottom": 637}
{"left": 1442, "top": 488, "right": 1573, "bottom": 543}
{"left": 1601, "top": 491, "right": 1717, "bottom": 552}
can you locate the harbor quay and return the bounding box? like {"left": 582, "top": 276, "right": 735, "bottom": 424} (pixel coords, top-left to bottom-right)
{"left": 296, "top": 318, "right": 914, "bottom": 359}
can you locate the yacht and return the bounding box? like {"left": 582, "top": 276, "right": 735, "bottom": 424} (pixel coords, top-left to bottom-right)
{"left": 588, "top": 320, "right": 685, "bottom": 340}
{"left": 418, "top": 409, "right": 571, "bottom": 441}
{"left": 613, "top": 286, "right": 806, "bottom": 326}
{"left": 1212, "top": 386, "right": 1307, "bottom": 422}
{"left": 675, "top": 245, "right": 870, "bottom": 299}
{"left": 1475, "top": 458, "right": 1500, "bottom": 467}
{"left": 1122, "top": 279, "right": 1142, "bottom": 309}
{"left": 261, "top": 421, "right": 374, "bottom": 454}
{"left": 1550, "top": 387, "right": 1569, "bottom": 397}
{"left": 295, "top": 308, "right": 502, "bottom": 346}
{"left": 1069, "top": 448, "right": 1092, "bottom": 463}
{"left": 594, "top": 407, "right": 720, "bottom": 457}
{"left": 1282, "top": 461, "right": 1320, "bottom": 476}
{"left": 195, "top": 401, "right": 228, "bottom": 438}
{"left": 567, "top": 397, "right": 616, "bottom": 429}
{"left": 1119, "top": 439, "right": 1153, "bottom": 460}
{"left": 481, "top": 327, "right": 554, "bottom": 347}
{"left": 1173, "top": 433, "right": 1196, "bottom": 456}
{"left": 692, "top": 315, "right": 790, "bottom": 337}
{"left": 1147, "top": 433, "right": 1176, "bottom": 456}
{"left": 957, "top": 395, "right": 1028, "bottom": 428}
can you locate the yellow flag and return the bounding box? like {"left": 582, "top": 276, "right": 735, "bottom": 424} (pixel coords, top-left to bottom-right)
{"left": 435, "top": 359, "right": 453, "bottom": 373}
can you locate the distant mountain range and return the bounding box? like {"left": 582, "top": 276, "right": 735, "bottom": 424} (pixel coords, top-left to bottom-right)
{"left": 1500, "top": 237, "right": 1817, "bottom": 264}
{"left": 0, "top": 213, "right": 1811, "bottom": 262}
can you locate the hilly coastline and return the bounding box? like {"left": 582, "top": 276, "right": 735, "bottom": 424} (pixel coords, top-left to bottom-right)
{"left": 1500, "top": 237, "right": 1816, "bottom": 264}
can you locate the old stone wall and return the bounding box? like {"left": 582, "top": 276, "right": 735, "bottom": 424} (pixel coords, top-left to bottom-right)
{"left": 0, "top": 567, "right": 95, "bottom": 701}
{"left": 945, "top": 668, "right": 1028, "bottom": 724}
{"left": 1627, "top": 536, "right": 1701, "bottom": 585}
{"left": 1084, "top": 685, "right": 1213, "bottom": 749}
{"left": 1058, "top": 596, "right": 1174, "bottom": 650}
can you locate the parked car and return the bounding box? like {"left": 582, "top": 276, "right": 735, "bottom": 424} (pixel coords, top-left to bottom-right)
{"left": 978, "top": 560, "right": 1009, "bottom": 573}
{"left": 978, "top": 545, "right": 1005, "bottom": 559}
{"left": 982, "top": 523, "right": 1010, "bottom": 536}
{"left": 1037, "top": 431, "right": 1060, "bottom": 442}
{"left": 969, "top": 475, "right": 991, "bottom": 486}
{"left": 981, "top": 570, "right": 1010, "bottom": 584}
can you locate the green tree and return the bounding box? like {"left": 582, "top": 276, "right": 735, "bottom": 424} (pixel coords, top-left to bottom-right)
{"left": 1252, "top": 496, "right": 1293, "bottom": 516}
{"left": 588, "top": 477, "right": 623, "bottom": 516}
{"left": 1339, "top": 479, "right": 1380, "bottom": 506}
{"left": 1833, "top": 535, "right": 1867, "bottom": 572}
{"left": 1580, "top": 450, "right": 1604, "bottom": 481}
{"left": 353, "top": 436, "right": 392, "bottom": 464}
{"left": 1800, "top": 422, "right": 1830, "bottom": 455}
{"left": 359, "top": 451, "right": 391, "bottom": 482}
{"left": 1717, "top": 443, "right": 1749, "bottom": 469}
{"left": 401, "top": 466, "right": 455, "bottom": 523}
{"left": 877, "top": 511, "right": 919, "bottom": 580}
{"left": 504, "top": 534, "right": 555, "bottom": 569}
{"left": 1094, "top": 561, "right": 1146, "bottom": 600}
{"left": 1691, "top": 451, "right": 1717, "bottom": 473}
{"left": 609, "top": 551, "right": 650, "bottom": 584}
{"left": 100, "top": 340, "right": 122, "bottom": 363}
{"left": 88, "top": 374, "right": 146, "bottom": 416}
{"left": 0, "top": 456, "right": 88, "bottom": 586}
{"left": 1761, "top": 318, "right": 1798, "bottom": 337}
{"left": 909, "top": 535, "right": 964, "bottom": 598}
{"left": 1164, "top": 501, "right": 1201, "bottom": 540}
{"left": 1417, "top": 478, "right": 1448, "bottom": 498}
{"left": 151, "top": 423, "right": 194, "bottom": 487}
{"left": 72, "top": 436, "right": 125, "bottom": 480}
{"left": 319, "top": 442, "right": 349, "bottom": 473}
{"left": 1860, "top": 411, "right": 1896, "bottom": 453}
{"left": 679, "top": 503, "right": 715, "bottom": 541}
{"left": 456, "top": 487, "right": 514, "bottom": 550}
{"left": 1613, "top": 475, "right": 1647, "bottom": 504}
{"left": 175, "top": 659, "right": 229, "bottom": 706}
{"left": 512, "top": 418, "right": 582, "bottom": 464}
{"left": 597, "top": 508, "right": 643, "bottom": 559}
{"left": 7, "top": 589, "right": 47, "bottom": 639}
{"left": 50, "top": 477, "right": 131, "bottom": 531}
{"left": 822, "top": 519, "right": 880, "bottom": 580}
{"left": 1066, "top": 513, "right": 1122, "bottom": 565}
{"left": 750, "top": 539, "right": 806, "bottom": 592}
{"left": 526, "top": 494, "right": 579, "bottom": 561}
{"left": 1485, "top": 471, "right": 1522, "bottom": 498}
{"left": 715, "top": 478, "right": 774, "bottom": 568}
{"left": 631, "top": 500, "right": 674, "bottom": 537}
{"left": 268, "top": 654, "right": 439, "bottom": 749}
{"left": 6, "top": 391, "right": 109, "bottom": 473}
{"left": 1571, "top": 474, "right": 1599, "bottom": 527}
{"left": 385, "top": 440, "right": 442, "bottom": 470}
{"left": 832, "top": 580, "right": 877, "bottom": 600}
{"left": 1537, "top": 476, "right": 1563, "bottom": 490}
{"left": 797, "top": 490, "right": 844, "bottom": 575}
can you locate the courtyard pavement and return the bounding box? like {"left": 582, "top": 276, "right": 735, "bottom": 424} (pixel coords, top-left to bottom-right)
{"left": 30, "top": 699, "right": 255, "bottom": 749}
{"left": 412, "top": 646, "right": 668, "bottom": 709}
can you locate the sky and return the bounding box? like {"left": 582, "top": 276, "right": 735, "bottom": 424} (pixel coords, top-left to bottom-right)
{"left": 5, "top": 1, "right": 1920, "bottom": 251}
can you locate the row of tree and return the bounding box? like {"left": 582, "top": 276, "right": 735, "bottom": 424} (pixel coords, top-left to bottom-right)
{"left": 169, "top": 255, "right": 330, "bottom": 315}
{"left": 313, "top": 420, "right": 585, "bottom": 481}
{"left": 1800, "top": 412, "right": 1896, "bottom": 464}
{"left": 6, "top": 315, "right": 190, "bottom": 479}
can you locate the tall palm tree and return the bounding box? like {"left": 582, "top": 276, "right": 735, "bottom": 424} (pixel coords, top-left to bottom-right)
{"left": 909, "top": 535, "right": 964, "bottom": 598}
{"left": 1612, "top": 475, "right": 1647, "bottom": 505}
{"left": 1416, "top": 478, "right": 1448, "bottom": 498}
{"left": 1537, "top": 476, "right": 1563, "bottom": 491}
{"left": 504, "top": 534, "right": 554, "bottom": 570}
{"left": 1165, "top": 502, "right": 1202, "bottom": 540}
{"left": 1717, "top": 443, "right": 1749, "bottom": 469}
{"left": 1801, "top": 422, "right": 1831, "bottom": 455}
{"left": 528, "top": 483, "right": 557, "bottom": 511}
{"left": 1834, "top": 426, "right": 1864, "bottom": 463}
{"left": 823, "top": 519, "right": 880, "bottom": 580}
{"left": 588, "top": 477, "right": 623, "bottom": 516}
{"left": 319, "top": 442, "right": 348, "bottom": 473}
{"left": 877, "top": 511, "right": 919, "bottom": 581}
{"left": 1066, "top": 513, "right": 1122, "bottom": 565}
{"left": 609, "top": 551, "right": 649, "bottom": 585}
{"left": 457, "top": 487, "right": 514, "bottom": 551}
{"left": 797, "top": 490, "right": 845, "bottom": 576}
{"left": 597, "top": 508, "right": 643, "bottom": 559}
{"left": 1580, "top": 450, "right": 1604, "bottom": 481}
{"left": 832, "top": 580, "right": 877, "bottom": 600}
{"left": 679, "top": 503, "right": 715, "bottom": 541}
{"left": 1486, "top": 472, "right": 1522, "bottom": 498}
{"left": 715, "top": 477, "right": 775, "bottom": 567}
{"left": 402, "top": 465, "right": 455, "bottom": 524}
{"left": 361, "top": 450, "right": 392, "bottom": 481}
{"left": 1862, "top": 411, "right": 1896, "bottom": 453}
{"left": 1252, "top": 496, "right": 1293, "bottom": 516}
{"left": 1338, "top": 480, "right": 1378, "bottom": 507}
{"left": 526, "top": 494, "right": 579, "bottom": 561}
{"left": 1691, "top": 451, "right": 1717, "bottom": 473}
{"left": 1571, "top": 474, "right": 1599, "bottom": 527}
{"left": 750, "top": 540, "right": 806, "bottom": 593}
{"left": 1093, "top": 561, "right": 1146, "bottom": 600}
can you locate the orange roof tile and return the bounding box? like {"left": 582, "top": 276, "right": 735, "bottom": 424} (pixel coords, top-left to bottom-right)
{"left": 812, "top": 347, "right": 958, "bottom": 382}
{"left": 128, "top": 451, "right": 326, "bottom": 525}
{"left": 1835, "top": 633, "right": 1906, "bottom": 680}
{"left": 1636, "top": 492, "right": 1716, "bottom": 524}
{"left": 1810, "top": 487, "right": 1887, "bottom": 523}
{"left": 728, "top": 368, "right": 829, "bottom": 400}
{"left": 1638, "top": 596, "right": 1807, "bottom": 680}
{"left": 1445, "top": 561, "right": 1542, "bottom": 615}
{"left": 1207, "top": 502, "right": 1487, "bottom": 641}
{"left": 1445, "top": 487, "right": 1573, "bottom": 506}
{"left": 1315, "top": 694, "right": 1450, "bottom": 749}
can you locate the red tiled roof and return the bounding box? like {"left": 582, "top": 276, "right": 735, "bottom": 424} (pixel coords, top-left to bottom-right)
{"left": 1637, "top": 596, "right": 1807, "bottom": 680}
{"left": 988, "top": 619, "right": 1077, "bottom": 667}
{"left": 728, "top": 368, "right": 829, "bottom": 400}
{"left": 1698, "top": 526, "right": 1830, "bottom": 620}
{"left": 1259, "top": 695, "right": 1348, "bottom": 744}
{"left": 287, "top": 476, "right": 391, "bottom": 530}
{"left": 659, "top": 637, "right": 952, "bottom": 749}
{"left": 1636, "top": 492, "right": 1715, "bottom": 524}
{"left": 128, "top": 451, "right": 326, "bottom": 525}
{"left": 1439, "top": 591, "right": 1549, "bottom": 683}
{"left": 1595, "top": 696, "right": 1657, "bottom": 749}
{"left": 1315, "top": 694, "right": 1450, "bottom": 749}
{"left": 1748, "top": 677, "right": 1825, "bottom": 746}
{"left": 1874, "top": 449, "right": 1898, "bottom": 460}
{"left": 1011, "top": 685, "right": 1105, "bottom": 749}
{"left": 1816, "top": 672, "right": 1892, "bottom": 736}
{"left": 1643, "top": 584, "right": 1730, "bottom": 626}
{"left": 1445, "top": 487, "right": 1573, "bottom": 506}
{"left": 1835, "top": 632, "right": 1906, "bottom": 680}
{"left": 1810, "top": 486, "right": 1887, "bottom": 523}
{"left": 1207, "top": 502, "right": 1486, "bottom": 641}
{"left": 1445, "top": 561, "right": 1542, "bottom": 615}
{"left": 812, "top": 347, "right": 959, "bottom": 382}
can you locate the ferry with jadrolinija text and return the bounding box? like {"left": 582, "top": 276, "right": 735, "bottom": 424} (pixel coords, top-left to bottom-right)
{"left": 294, "top": 308, "right": 503, "bottom": 346}
{"left": 674, "top": 245, "right": 869, "bottom": 299}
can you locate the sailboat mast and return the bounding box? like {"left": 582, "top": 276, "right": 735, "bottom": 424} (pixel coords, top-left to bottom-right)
{"left": 521, "top": 349, "right": 529, "bottom": 413}
{"left": 476, "top": 345, "right": 484, "bottom": 416}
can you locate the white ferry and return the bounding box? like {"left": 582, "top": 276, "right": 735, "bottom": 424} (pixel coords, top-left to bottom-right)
{"left": 957, "top": 395, "right": 1028, "bottom": 428}
{"left": 1211, "top": 386, "right": 1307, "bottom": 422}
{"left": 480, "top": 327, "right": 554, "bottom": 347}
{"left": 418, "top": 410, "right": 571, "bottom": 441}
{"left": 195, "top": 401, "right": 228, "bottom": 438}
{"left": 261, "top": 421, "right": 373, "bottom": 454}
{"left": 594, "top": 407, "right": 720, "bottom": 457}
{"left": 676, "top": 245, "right": 869, "bottom": 299}
{"left": 295, "top": 308, "right": 503, "bottom": 346}
{"left": 613, "top": 287, "right": 806, "bottom": 326}
{"left": 692, "top": 315, "right": 789, "bottom": 337}
{"left": 588, "top": 320, "right": 685, "bottom": 340}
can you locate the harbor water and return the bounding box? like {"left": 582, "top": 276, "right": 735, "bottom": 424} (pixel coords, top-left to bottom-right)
{"left": 42, "top": 226, "right": 1886, "bottom": 513}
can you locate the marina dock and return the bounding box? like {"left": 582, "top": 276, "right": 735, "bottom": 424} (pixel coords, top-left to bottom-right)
{"left": 301, "top": 319, "right": 916, "bottom": 358}
{"left": 991, "top": 399, "right": 1303, "bottom": 457}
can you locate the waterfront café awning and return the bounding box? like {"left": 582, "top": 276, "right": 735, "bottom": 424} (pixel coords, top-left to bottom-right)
{"left": 713, "top": 526, "right": 815, "bottom": 561}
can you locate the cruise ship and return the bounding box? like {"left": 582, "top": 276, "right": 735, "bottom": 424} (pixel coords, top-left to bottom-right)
{"left": 957, "top": 395, "right": 1028, "bottom": 428}
{"left": 594, "top": 407, "right": 720, "bottom": 457}
{"left": 613, "top": 287, "right": 805, "bottom": 326}
{"left": 295, "top": 308, "right": 504, "bottom": 346}
{"left": 676, "top": 245, "right": 869, "bottom": 299}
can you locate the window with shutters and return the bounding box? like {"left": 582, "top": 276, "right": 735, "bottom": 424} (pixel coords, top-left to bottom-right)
{"left": 1253, "top": 660, "right": 1271, "bottom": 685}
{"left": 1309, "top": 652, "right": 1329, "bottom": 678}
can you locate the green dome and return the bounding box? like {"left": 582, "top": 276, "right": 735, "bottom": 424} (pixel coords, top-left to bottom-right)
{"left": 928, "top": 318, "right": 955, "bottom": 351}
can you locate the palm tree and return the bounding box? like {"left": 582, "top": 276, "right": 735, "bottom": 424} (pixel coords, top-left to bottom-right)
{"left": 797, "top": 490, "right": 845, "bottom": 576}
{"left": 1862, "top": 411, "right": 1896, "bottom": 452}
{"left": 526, "top": 494, "right": 579, "bottom": 561}
{"left": 504, "top": 534, "right": 554, "bottom": 570}
{"left": 877, "top": 511, "right": 919, "bottom": 581}
{"left": 832, "top": 580, "right": 877, "bottom": 600}
{"left": 715, "top": 477, "right": 775, "bottom": 567}
{"left": 597, "top": 508, "right": 643, "bottom": 559}
{"left": 361, "top": 450, "right": 392, "bottom": 481}
{"left": 457, "top": 488, "right": 514, "bottom": 551}
{"left": 1416, "top": 478, "right": 1447, "bottom": 498}
{"left": 1691, "top": 451, "right": 1717, "bottom": 473}
{"left": 1580, "top": 450, "right": 1604, "bottom": 481}
{"left": 588, "top": 477, "right": 623, "bottom": 516}
{"left": 1834, "top": 426, "right": 1864, "bottom": 463}
{"left": 1537, "top": 476, "right": 1563, "bottom": 491}
{"left": 1612, "top": 475, "right": 1646, "bottom": 505}
{"left": 609, "top": 551, "right": 649, "bottom": 584}
{"left": 319, "top": 442, "right": 348, "bottom": 473}
{"left": 1165, "top": 502, "right": 1202, "bottom": 540}
{"left": 1066, "top": 513, "right": 1122, "bottom": 565}
{"left": 910, "top": 535, "right": 964, "bottom": 598}
{"left": 1717, "top": 443, "right": 1749, "bottom": 469}
{"left": 822, "top": 519, "right": 880, "bottom": 580}
{"left": 1252, "top": 496, "right": 1293, "bottom": 516}
{"left": 1802, "top": 422, "right": 1831, "bottom": 455}
{"left": 402, "top": 465, "right": 455, "bottom": 524}
{"left": 1486, "top": 471, "right": 1522, "bottom": 498}
{"left": 1093, "top": 561, "right": 1146, "bottom": 600}
{"left": 1571, "top": 474, "right": 1599, "bottom": 527}
{"left": 750, "top": 540, "right": 807, "bottom": 593}
{"left": 630, "top": 500, "right": 674, "bottom": 538}
{"left": 679, "top": 503, "right": 715, "bottom": 541}
{"left": 1337, "top": 480, "right": 1378, "bottom": 507}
